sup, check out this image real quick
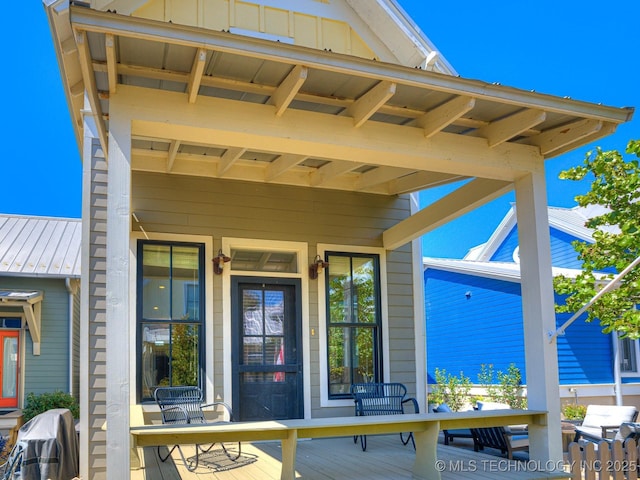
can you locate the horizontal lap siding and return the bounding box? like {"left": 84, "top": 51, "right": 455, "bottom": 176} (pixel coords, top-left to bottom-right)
{"left": 0, "top": 277, "right": 70, "bottom": 395}
{"left": 425, "top": 269, "right": 525, "bottom": 385}
{"left": 87, "top": 142, "right": 107, "bottom": 480}
{"left": 425, "top": 268, "right": 615, "bottom": 388}
{"left": 549, "top": 228, "right": 584, "bottom": 269}
{"left": 555, "top": 306, "right": 613, "bottom": 384}
{"left": 131, "top": 172, "right": 417, "bottom": 411}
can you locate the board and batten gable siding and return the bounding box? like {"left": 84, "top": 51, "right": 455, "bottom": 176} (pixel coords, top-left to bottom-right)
{"left": 0, "top": 277, "right": 71, "bottom": 395}
{"left": 84, "top": 139, "right": 108, "bottom": 479}
{"left": 424, "top": 268, "right": 615, "bottom": 386}
{"left": 133, "top": 0, "right": 377, "bottom": 61}
{"left": 131, "top": 171, "right": 417, "bottom": 414}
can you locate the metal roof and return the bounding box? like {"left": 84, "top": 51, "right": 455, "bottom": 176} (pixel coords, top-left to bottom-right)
{"left": 464, "top": 204, "right": 614, "bottom": 261}
{"left": 422, "top": 257, "right": 583, "bottom": 283}
{"left": 45, "top": 5, "right": 634, "bottom": 198}
{"left": 0, "top": 214, "right": 82, "bottom": 278}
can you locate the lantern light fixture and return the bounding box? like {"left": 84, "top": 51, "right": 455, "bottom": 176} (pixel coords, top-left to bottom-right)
{"left": 309, "top": 255, "right": 329, "bottom": 280}
{"left": 212, "top": 249, "right": 231, "bottom": 275}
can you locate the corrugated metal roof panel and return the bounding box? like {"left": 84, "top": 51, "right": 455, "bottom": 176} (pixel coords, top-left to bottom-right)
{"left": 0, "top": 214, "right": 81, "bottom": 278}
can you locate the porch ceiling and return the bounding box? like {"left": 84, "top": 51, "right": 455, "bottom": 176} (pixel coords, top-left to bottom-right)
{"left": 51, "top": 5, "right": 633, "bottom": 200}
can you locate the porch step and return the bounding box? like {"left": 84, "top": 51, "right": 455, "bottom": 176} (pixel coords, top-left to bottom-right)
{"left": 0, "top": 410, "right": 23, "bottom": 432}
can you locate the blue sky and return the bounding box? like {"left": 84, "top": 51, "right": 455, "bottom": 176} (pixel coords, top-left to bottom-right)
{"left": 3, "top": 1, "right": 637, "bottom": 259}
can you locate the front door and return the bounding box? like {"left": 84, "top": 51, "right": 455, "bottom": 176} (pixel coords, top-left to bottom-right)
{"left": 0, "top": 331, "right": 19, "bottom": 408}
{"left": 232, "top": 277, "right": 302, "bottom": 421}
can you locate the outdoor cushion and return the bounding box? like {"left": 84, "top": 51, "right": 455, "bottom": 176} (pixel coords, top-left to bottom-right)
{"left": 574, "top": 405, "right": 638, "bottom": 443}
{"left": 432, "top": 404, "right": 474, "bottom": 446}
{"left": 476, "top": 401, "right": 511, "bottom": 411}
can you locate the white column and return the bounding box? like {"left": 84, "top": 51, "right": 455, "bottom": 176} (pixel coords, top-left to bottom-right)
{"left": 105, "top": 103, "right": 132, "bottom": 479}
{"left": 514, "top": 171, "right": 562, "bottom": 465}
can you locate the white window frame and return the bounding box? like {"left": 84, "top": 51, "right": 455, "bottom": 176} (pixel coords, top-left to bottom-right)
{"left": 220, "top": 237, "right": 310, "bottom": 418}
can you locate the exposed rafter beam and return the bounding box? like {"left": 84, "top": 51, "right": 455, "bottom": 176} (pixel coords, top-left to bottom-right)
{"left": 476, "top": 109, "right": 546, "bottom": 147}
{"left": 527, "top": 119, "right": 602, "bottom": 155}
{"left": 416, "top": 96, "right": 475, "bottom": 138}
{"left": 265, "top": 154, "right": 306, "bottom": 182}
{"left": 270, "top": 65, "right": 307, "bottom": 117}
{"left": 105, "top": 33, "right": 117, "bottom": 94}
{"left": 23, "top": 302, "right": 42, "bottom": 356}
{"left": 383, "top": 178, "right": 513, "bottom": 250}
{"left": 187, "top": 48, "right": 207, "bottom": 104}
{"left": 167, "top": 140, "right": 180, "bottom": 172}
{"left": 542, "top": 122, "right": 617, "bottom": 159}
{"left": 218, "top": 146, "right": 246, "bottom": 176}
{"left": 71, "top": 8, "right": 633, "bottom": 124}
{"left": 124, "top": 86, "right": 544, "bottom": 181}
{"left": 93, "top": 61, "right": 537, "bottom": 135}
{"left": 357, "top": 166, "right": 411, "bottom": 190}
{"left": 309, "top": 160, "right": 359, "bottom": 186}
{"left": 74, "top": 29, "right": 109, "bottom": 159}
{"left": 388, "top": 172, "right": 466, "bottom": 195}
{"left": 347, "top": 81, "right": 396, "bottom": 128}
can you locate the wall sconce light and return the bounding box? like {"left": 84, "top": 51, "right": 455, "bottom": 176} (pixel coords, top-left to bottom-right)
{"left": 309, "top": 255, "right": 329, "bottom": 280}
{"left": 212, "top": 249, "right": 231, "bottom": 275}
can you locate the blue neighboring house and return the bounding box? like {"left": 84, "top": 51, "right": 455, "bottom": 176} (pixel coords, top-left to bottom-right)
{"left": 424, "top": 205, "right": 640, "bottom": 405}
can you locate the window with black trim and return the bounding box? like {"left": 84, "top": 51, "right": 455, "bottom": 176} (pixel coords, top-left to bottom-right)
{"left": 325, "top": 252, "right": 382, "bottom": 398}
{"left": 137, "top": 241, "right": 205, "bottom": 401}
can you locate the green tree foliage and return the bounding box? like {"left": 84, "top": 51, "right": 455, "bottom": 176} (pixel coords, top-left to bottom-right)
{"left": 554, "top": 140, "right": 640, "bottom": 337}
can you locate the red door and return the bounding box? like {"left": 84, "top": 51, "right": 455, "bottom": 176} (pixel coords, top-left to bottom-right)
{"left": 0, "top": 331, "right": 19, "bottom": 408}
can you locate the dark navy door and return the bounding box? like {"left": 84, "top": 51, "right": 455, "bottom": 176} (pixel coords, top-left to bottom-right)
{"left": 232, "top": 277, "right": 302, "bottom": 421}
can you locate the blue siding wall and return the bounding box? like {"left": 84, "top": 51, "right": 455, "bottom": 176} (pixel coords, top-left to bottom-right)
{"left": 549, "top": 228, "right": 584, "bottom": 269}
{"left": 425, "top": 268, "right": 615, "bottom": 387}
{"left": 490, "top": 228, "right": 519, "bottom": 262}
{"left": 425, "top": 269, "right": 525, "bottom": 383}
{"left": 491, "top": 226, "right": 586, "bottom": 268}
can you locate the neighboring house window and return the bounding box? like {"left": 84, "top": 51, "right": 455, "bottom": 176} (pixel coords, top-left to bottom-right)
{"left": 325, "top": 252, "right": 382, "bottom": 398}
{"left": 138, "top": 241, "right": 204, "bottom": 401}
{"left": 620, "top": 336, "right": 639, "bottom": 374}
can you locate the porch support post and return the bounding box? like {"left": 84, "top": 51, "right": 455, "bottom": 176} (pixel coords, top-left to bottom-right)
{"left": 105, "top": 102, "right": 132, "bottom": 479}
{"left": 514, "top": 171, "right": 562, "bottom": 465}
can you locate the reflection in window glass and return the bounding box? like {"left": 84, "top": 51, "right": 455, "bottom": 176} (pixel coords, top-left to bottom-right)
{"left": 326, "top": 252, "right": 381, "bottom": 398}
{"left": 138, "top": 242, "right": 204, "bottom": 401}
{"left": 620, "top": 337, "right": 638, "bottom": 372}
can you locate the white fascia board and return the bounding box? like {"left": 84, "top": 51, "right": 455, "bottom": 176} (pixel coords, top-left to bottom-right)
{"left": 422, "top": 257, "right": 585, "bottom": 284}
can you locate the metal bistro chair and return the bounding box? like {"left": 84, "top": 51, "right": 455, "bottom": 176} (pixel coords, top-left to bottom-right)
{"left": 154, "top": 386, "right": 241, "bottom": 471}
{"left": 350, "top": 382, "right": 419, "bottom": 451}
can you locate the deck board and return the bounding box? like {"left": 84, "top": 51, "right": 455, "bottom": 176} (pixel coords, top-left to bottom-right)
{"left": 133, "top": 434, "right": 570, "bottom": 479}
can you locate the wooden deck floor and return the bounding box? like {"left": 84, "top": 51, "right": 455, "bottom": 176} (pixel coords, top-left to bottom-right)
{"left": 131, "top": 434, "right": 570, "bottom": 480}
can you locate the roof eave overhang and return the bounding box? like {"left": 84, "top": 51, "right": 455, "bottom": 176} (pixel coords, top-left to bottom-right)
{"left": 68, "top": 6, "right": 634, "bottom": 124}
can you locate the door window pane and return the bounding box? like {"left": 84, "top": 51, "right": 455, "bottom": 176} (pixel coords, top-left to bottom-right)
{"left": 2, "top": 337, "right": 18, "bottom": 398}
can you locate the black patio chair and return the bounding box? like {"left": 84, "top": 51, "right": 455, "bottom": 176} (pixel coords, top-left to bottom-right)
{"left": 350, "top": 382, "right": 419, "bottom": 451}
{"left": 154, "top": 386, "right": 241, "bottom": 471}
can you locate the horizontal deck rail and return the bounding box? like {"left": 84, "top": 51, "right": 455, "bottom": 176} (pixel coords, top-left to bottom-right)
{"left": 130, "top": 409, "right": 549, "bottom": 480}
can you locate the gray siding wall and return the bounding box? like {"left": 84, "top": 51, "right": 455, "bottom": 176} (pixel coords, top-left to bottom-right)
{"left": 86, "top": 140, "right": 108, "bottom": 479}
{"left": 131, "top": 172, "right": 417, "bottom": 416}
{"left": 0, "top": 277, "right": 70, "bottom": 397}
{"left": 72, "top": 281, "right": 81, "bottom": 400}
